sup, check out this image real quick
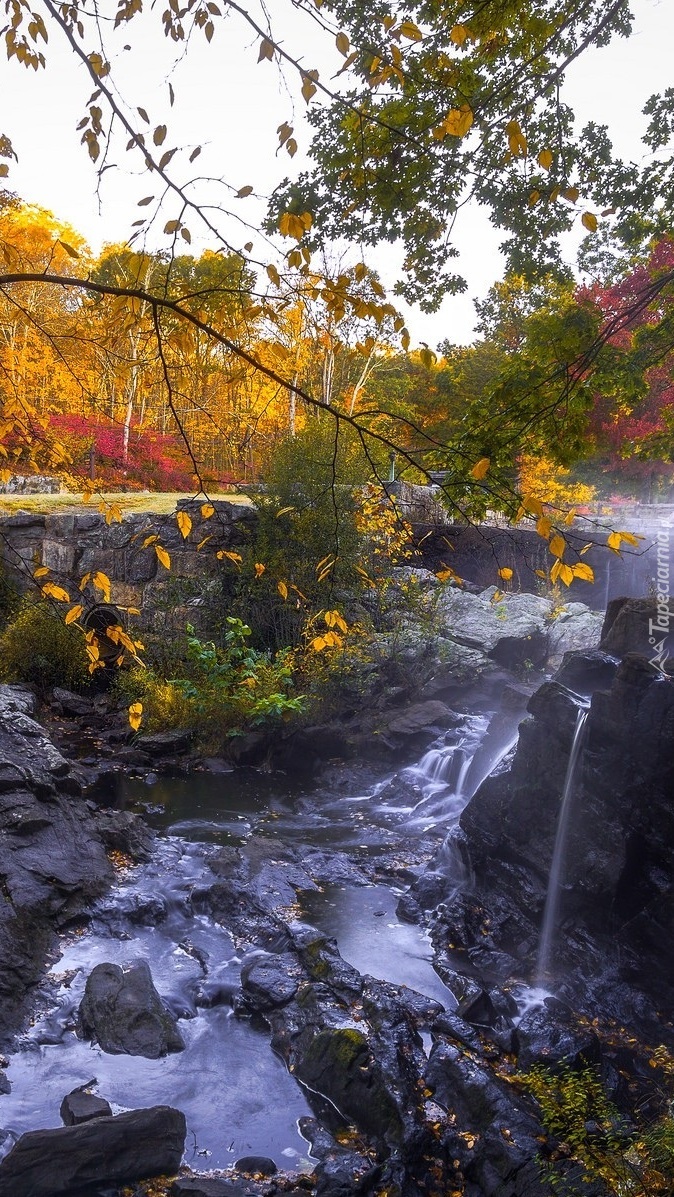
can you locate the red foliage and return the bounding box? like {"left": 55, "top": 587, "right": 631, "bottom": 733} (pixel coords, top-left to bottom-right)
{"left": 580, "top": 237, "right": 674, "bottom": 497}
{"left": 50, "top": 414, "right": 196, "bottom": 491}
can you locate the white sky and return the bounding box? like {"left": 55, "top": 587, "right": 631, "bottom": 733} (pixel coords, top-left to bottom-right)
{"left": 2, "top": 0, "right": 673, "bottom": 348}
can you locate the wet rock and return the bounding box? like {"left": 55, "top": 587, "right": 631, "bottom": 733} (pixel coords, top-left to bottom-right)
{"left": 171, "top": 1180, "right": 261, "bottom": 1196}
{"left": 600, "top": 596, "right": 668, "bottom": 659}
{"left": 240, "top": 953, "right": 301, "bottom": 1011}
{"left": 515, "top": 1004, "right": 602, "bottom": 1071}
{"left": 295, "top": 1027, "right": 403, "bottom": 1143}
{"left": 135, "top": 728, "right": 193, "bottom": 756}
{"left": 60, "top": 1086, "right": 113, "bottom": 1125}
{"left": 51, "top": 686, "right": 95, "bottom": 717}
{"left": 78, "top": 959, "right": 185, "bottom": 1058}
{"left": 555, "top": 649, "right": 619, "bottom": 695}
{"left": 0, "top": 685, "right": 36, "bottom": 718}
{"left": 301, "top": 1119, "right": 383, "bottom": 1197}
{"left": 234, "top": 1154, "right": 278, "bottom": 1175}
{"left": 426, "top": 1041, "right": 546, "bottom": 1196}
{"left": 0, "top": 1105, "right": 186, "bottom": 1196}
{"left": 547, "top": 605, "right": 604, "bottom": 665}
{"left": 385, "top": 701, "right": 453, "bottom": 738}
{"left": 93, "top": 808, "right": 154, "bottom": 861}
{"left": 0, "top": 1067, "right": 9, "bottom": 1094}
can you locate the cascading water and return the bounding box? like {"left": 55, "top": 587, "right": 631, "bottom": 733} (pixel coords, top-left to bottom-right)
{"left": 535, "top": 705, "right": 589, "bottom": 984}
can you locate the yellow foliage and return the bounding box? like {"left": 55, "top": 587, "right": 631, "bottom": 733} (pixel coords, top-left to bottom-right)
{"left": 519, "top": 456, "right": 595, "bottom": 509}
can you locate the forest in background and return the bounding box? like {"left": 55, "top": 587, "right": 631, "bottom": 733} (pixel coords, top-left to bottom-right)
{"left": 1, "top": 196, "right": 673, "bottom": 508}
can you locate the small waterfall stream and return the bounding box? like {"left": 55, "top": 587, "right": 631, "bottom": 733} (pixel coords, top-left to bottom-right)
{"left": 535, "top": 705, "right": 589, "bottom": 984}
{"left": 0, "top": 692, "right": 527, "bottom": 1169}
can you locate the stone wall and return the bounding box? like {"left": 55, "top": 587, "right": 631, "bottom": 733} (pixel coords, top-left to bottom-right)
{"left": 0, "top": 474, "right": 61, "bottom": 494}
{"left": 0, "top": 499, "right": 256, "bottom": 635}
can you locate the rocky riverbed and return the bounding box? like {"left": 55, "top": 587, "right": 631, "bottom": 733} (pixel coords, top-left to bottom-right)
{"left": 0, "top": 595, "right": 672, "bottom": 1197}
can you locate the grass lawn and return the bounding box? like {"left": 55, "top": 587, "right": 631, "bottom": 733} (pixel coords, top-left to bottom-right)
{"left": 0, "top": 490, "right": 252, "bottom": 516}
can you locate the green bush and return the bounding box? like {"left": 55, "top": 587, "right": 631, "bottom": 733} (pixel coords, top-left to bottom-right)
{"left": 117, "top": 619, "right": 305, "bottom": 747}
{"left": 0, "top": 596, "right": 91, "bottom": 690}
{"left": 521, "top": 1063, "right": 674, "bottom": 1196}
{"left": 227, "top": 419, "right": 400, "bottom": 652}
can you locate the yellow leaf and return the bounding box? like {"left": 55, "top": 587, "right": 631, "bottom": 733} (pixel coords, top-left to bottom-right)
{"left": 201, "top": 503, "right": 215, "bottom": 519}
{"left": 33, "top": 566, "right": 50, "bottom": 579}
{"left": 92, "top": 570, "right": 111, "bottom": 602}
{"left": 498, "top": 567, "right": 513, "bottom": 581}
{"left": 528, "top": 190, "right": 540, "bottom": 207}
{"left": 580, "top": 542, "right": 593, "bottom": 555}
{"left": 564, "top": 186, "right": 580, "bottom": 203}
{"left": 491, "top": 589, "right": 504, "bottom": 603}
{"left": 197, "top": 535, "right": 213, "bottom": 551}
{"left": 563, "top": 509, "right": 577, "bottom": 525}
{"left": 444, "top": 105, "right": 473, "bottom": 137}
{"left": 216, "top": 550, "right": 242, "bottom": 566}
{"left": 607, "top": 531, "right": 622, "bottom": 553}
{"left": 617, "top": 530, "right": 641, "bottom": 547}
{"left": 176, "top": 510, "right": 192, "bottom": 539}
{"left": 450, "top": 23, "right": 470, "bottom": 45}
{"left": 549, "top": 534, "right": 566, "bottom": 558}
{"left": 550, "top": 560, "right": 562, "bottom": 583}
{"left": 236, "top": 185, "right": 253, "bottom": 198}
{"left": 301, "top": 71, "right": 318, "bottom": 102}
{"left": 310, "top": 635, "right": 326, "bottom": 651}
{"left": 276, "top": 505, "right": 296, "bottom": 518}
{"left": 258, "top": 38, "right": 274, "bottom": 61}
{"left": 65, "top": 604, "right": 83, "bottom": 625}
{"left": 534, "top": 569, "right": 547, "bottom": 579}
{"left": 581, "top": 211, "right": 598, "bottom": 232}
{"left": 536, "top": 515, "right": 552, "bottom": 539}
{"left": 79, "top": 572, "right": 91, "bottom": 591}
{"left": 572, "top": 562, "right": 595, "bottom": 582}
{"left": 128, "top": 702, "right": 143, "bottom": 732}
{"left": 537, "top": 148, "right": 553, "bottom": 170}
{"left": 521, "top": 494, "right": 543, "bottom": 517}
{"left": 278, "top": 580, "right": 289, "bottom": 600}
{"left": 41, "top": 582, "right": 70, "bottom": 602}
{"left": 254, "top": 562, "right": 266, "bottom": 577}
{"left": 58, "top": 239, "right": 80, "bottom": 259}
{"left": 506, "top": 119, "right": 527, "bottom": 157}
{"left": 419, "top": 347, "right": 437, "bottom": 369}
{"left": 155, "top": 544, "right": 171, "bottom": 569}
{"left": 470, "top": 457, "right": 490, "bottom": 480}
{"left": 558, "top": 563, "right": 574, "bottom": 586}
{"left": 399, "top": 19, "right": 422, "bottom": 40}
{"left": 266, "top": 264, "right": 281, "bottom": 288}
{"left": 336, "top": 31, "right": 349, "bottom": 55}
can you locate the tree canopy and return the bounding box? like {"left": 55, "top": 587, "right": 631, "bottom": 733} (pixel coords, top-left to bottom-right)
{"left": 0, "top": 0, "right": 672, "bottom": 517}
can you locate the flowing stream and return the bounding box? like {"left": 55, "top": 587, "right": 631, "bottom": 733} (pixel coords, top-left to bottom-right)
{"left": 0, "top": 690, "right": 526, "bottom": 1170}
{"left": 535, "top": 705, "right": 589, "bottom": 984}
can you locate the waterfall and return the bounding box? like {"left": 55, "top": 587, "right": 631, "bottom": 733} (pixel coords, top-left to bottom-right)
{"left": 535, "top": 706, "right": 589, "bottom": 984}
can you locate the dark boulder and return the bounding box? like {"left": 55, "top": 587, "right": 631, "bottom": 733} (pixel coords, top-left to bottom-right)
{"left": 60, "top": 1087, "right": 113, "bottom": 1125}
{"left": 78, "top": 959, "right": 185, "bottom": 1058}
{"left": 0, "top": 1105, "right": 186, "bottom": 1196}
{"left": 240, "top": 953, "right": 301, "bottom": 1011}
{"left": 135, "top": 729, "right": 193, "bottom": 756}
{"left": 515, "top": 1003, "right": 602, "bottom": 1072}
{"left": 294, "top": 1027, "right": 403, "bottom": 1143}
{"left": 234, "top": 1154, "right": 278, "bottom": 1175}
{"left": 171, "top": 1179, "right": 261, "bottom": 1196}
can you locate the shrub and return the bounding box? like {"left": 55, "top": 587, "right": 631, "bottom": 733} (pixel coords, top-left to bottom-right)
{"left": 117, "top": 619, "right": 305, "bottom": 747}
{"left": 521, "top": 1063, "right": 674, "bottom": 1195}
{"left": 0, "top": 597, "right": 91, "bottom": 690}
{"left": 226, "top": 419, "right": 411, "bottom": 652}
